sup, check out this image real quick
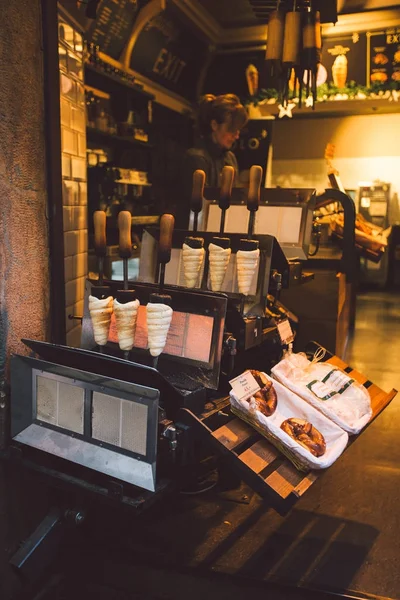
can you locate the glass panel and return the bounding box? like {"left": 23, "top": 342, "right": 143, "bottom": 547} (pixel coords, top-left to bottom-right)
{"left": 36, "top": 376, "right": 57, "bottom": 425}
{"left": 58, "top": 381, "right": 84, "bottom": 434}
{"left": 92, "top": 391, "right": 121, "bottom": 447}
{"left": 120, "top": 399, "right": 148, "bottom": 455}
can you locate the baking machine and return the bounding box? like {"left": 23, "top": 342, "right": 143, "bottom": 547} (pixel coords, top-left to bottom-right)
{"left": 5, "top": 167, "right": 396, "bottom": 585}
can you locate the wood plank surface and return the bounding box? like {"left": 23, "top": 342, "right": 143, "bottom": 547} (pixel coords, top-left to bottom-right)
{"left": 238, "top": 440, "right": 279, "bottom": 474}
{"left": 293, "top": 472, "right": 319, "bottom": 497}
{"left": 213, "top": 418, "right": 256, "bottom": 451}
{"left": 348, "top": 369, "right": 368, "bottom": 386}
{"left": 326, "top": 356, "right": 348, "bottom": 370}
{"left": 265, "top": 461, "right": 306, "bottom": 499}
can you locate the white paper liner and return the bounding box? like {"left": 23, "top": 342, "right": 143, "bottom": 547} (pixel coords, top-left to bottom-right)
{"left": 271, "top": 354, "right": 372, "bottom": 435}
{"left": 230, "top": 374, "right": 349, "bottom": 471}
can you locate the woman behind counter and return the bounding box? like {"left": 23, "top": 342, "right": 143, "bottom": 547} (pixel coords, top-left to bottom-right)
{"left": 175, "top": 93, "right": 248, "bottom": 229}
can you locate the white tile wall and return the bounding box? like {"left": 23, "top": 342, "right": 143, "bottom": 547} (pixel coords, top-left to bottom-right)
{"left": 59, "top": 18, "right": 88, "bottom": 347}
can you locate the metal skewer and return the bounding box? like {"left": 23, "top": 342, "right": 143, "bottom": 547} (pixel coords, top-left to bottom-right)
{"left": 219, "top": 165, "right": 234, "bottom": 234}
{"left": 92, "top": 210, "right": 112, "bottom": 354}
{"left": 150, "top": 213, "right": 175, "bottom": 369}
{"left": 191, "top": 170, "right": 205, "bottom": 233}
{"left": 116, "top": 210, "right": 135, "bottom": 361}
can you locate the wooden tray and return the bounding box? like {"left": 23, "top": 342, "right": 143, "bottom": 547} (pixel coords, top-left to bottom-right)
{"left": 178, "top": 351, "right": 397, "bottom": 515}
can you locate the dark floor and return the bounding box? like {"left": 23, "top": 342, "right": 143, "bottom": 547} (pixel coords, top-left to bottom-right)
{"left": 2, "top": 290, "right": 400, "bottom": 600}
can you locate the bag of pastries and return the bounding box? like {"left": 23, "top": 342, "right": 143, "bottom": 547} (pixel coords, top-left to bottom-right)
{"left": 230, "top": 370, "right": 348, "bottom": 471}
{"left": 271, "top": 351, "right": 372, "bottom": 435}
{"left": 330, "top": 212, "right": 390, "bottom": 253}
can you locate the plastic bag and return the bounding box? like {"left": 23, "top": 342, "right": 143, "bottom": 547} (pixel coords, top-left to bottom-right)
{"left": 271, "top": 351, "right": 372, "bottom": 435}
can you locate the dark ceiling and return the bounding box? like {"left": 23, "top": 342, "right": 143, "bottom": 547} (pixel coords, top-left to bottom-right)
{"left": 196, "top": 0, "right": 399, "bottom": 28}
{"left": 197, "top": 0, "right": 337, "bottom": 27}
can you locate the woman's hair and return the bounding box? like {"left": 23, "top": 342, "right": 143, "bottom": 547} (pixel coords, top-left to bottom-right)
{"left": 197, "top": 93, "right": 248, "bottom": 136}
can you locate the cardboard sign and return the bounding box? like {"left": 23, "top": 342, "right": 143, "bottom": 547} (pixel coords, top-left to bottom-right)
{"left": 229, "top": 370, "right": 260, "bottom": 403}
{"left": 277, "top": 319, "right": 294, "bottom": 345}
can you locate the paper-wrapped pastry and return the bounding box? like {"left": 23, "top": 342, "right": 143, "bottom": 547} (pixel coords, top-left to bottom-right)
{"left": 236, "top": 239, "right": 260, "bottom": 295}
{"left": 146, "top": 301, "right": 173, "bottom": 357}
{"left": 332, "top": 54, "right": 347, "bottom": 88}
{"left": 89, "top": 295, "right": 113, "bottom": 346}
{"left": 246, "top": 64, "right": 259, "bottom": 96}
{"left": 209, "top": 237, "right": 231, "bottom": 291}
{"left": 182, "top": 237, "right": 205, "bottom": 288}
{"left": 113, "top": 298, "right": 140, "bottom": 351}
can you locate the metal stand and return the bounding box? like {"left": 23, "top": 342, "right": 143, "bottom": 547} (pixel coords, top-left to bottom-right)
{"left": 9, "top": 507, "right": 85, "bottom": 581}
{"left": 316, "top": 188, "right": 357, "bottom": 283}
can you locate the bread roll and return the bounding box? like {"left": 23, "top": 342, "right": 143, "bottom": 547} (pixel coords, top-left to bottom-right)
{"left": 113, "top": 298, "right": 140, "bottom": 351}
{"left": 146, "top": 302, "right": 173, "bottom": 357}
{"left": 182, "top": 243, "right": 205, "bottom": 288}
{"left": 209, "top": 243, "right": 231, "bottom": 291}
{"left": 89, "top": 295, "right": 113, "bottom": 346}
{"left": 236, "top": 248, "right": 259, "bottom": 295}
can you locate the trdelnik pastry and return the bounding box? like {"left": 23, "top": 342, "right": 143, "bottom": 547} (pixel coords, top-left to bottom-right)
{"left": 113, "top": 298, "right": 140, "bottom": 351}
{"left": 182, "top": 236, "right": 205, "bottom": 288}
{"left": 236, "top": 239, "right": 260, "bottom": 295}
{"left": 209, "top": 237, "right": 231, "bottom": 291}
{"left": 89, "top": 294, "right": 113, "bottom": 346}
{"left": 146, "top": 298, "right": 173, "bottom": 357}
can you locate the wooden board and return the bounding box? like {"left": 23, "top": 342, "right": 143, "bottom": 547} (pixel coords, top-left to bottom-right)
{"left": 207, "top": 353, "right": 397, "bottom": 514}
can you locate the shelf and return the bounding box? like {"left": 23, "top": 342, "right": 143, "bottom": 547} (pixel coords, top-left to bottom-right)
{"left": 116, "top": 179, "right": 151, "bottom": 187}
{"left": 86, "top": 127, "right": 153, "bottom": 150}
{"left": 253, "top": 97, "right": 400, "bottom": 119}
{"left": 85, "top": 63, "right": 155, "bottom": 102}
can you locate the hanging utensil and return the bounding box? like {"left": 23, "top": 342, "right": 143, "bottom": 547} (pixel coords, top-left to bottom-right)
{"left": 302, "top": 7, "right": 321, "bottom": 109}
{"left": 282, "top": 2, "right": 301, "bottom": 107}
{"left": 265, "top": 5, "right": 285, "bottom": 82}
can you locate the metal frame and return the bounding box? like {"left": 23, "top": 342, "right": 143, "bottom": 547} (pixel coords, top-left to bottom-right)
{"left": 81, "top": 279, "right": 228, "bottom": 391}
{"left": 11, "top": 355, "right": 160, "bottom": 491}
{"left": 31, "top": 368, "right": 156, "bottom": 462}
{"left": 316, "top": 188, "right": 357, "bottom": 283}
{"left": 41, "top": 0, "right": 66, "bottom": 344}
{"left": 203, "top": 187, "right": 316, "bottom": 261}
{"left": 140, "top": 228, "right": 289, "bottom": 313}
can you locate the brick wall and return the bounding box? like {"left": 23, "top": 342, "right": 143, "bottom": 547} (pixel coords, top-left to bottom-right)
{"left": 58, "top": 17, "right": 88, "bottom": 347}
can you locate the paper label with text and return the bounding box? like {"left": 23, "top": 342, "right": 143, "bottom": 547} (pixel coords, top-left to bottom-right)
{"left": 277, "top": 319, "right": 294, "bottom": 345}
{"left": 229, "top": 370, "right": 261, "bottom": 402}
{"left": 306, "top": 369, "right": 355, "bottom": 401}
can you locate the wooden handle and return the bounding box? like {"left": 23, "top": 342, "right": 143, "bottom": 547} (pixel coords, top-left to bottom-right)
{"left": 265, "top": 10, "right": 285, "bottom": 61}
{"left": 282, "top": 11, "right": 301, "bottom": 66}
{"left": 158, "top": 213, "right": 175, "bottom": 265}
{"left": 118, "top": 211, "right": 132, "bottom": 259}
{"left": 93, "top": 210, "right": 106, "bottom": 257}
{"left": 247, "top": 165, "right": 263, "bottom": 212}
{"left": 219, "top": 165, "right": 234, "bottom": 211}
{"left": 191, "top": 169, "right": 205, "bottom": 214}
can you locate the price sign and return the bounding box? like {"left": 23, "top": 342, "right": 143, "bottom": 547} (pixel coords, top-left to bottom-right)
{"left": 277, "top": 319, "right": 294, "bottom": 345}
{"left": 229, "top": 370, "right": 260, "bottom": 402}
